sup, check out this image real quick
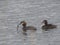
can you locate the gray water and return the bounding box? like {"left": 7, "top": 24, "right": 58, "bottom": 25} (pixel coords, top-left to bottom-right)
{"left": 0, "top": 0, "right": 60, "bottom": 45}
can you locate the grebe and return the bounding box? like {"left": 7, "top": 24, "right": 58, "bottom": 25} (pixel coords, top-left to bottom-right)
{"left": 41, "top": 20, "right": 57, "bottom": 31}
{"left": 17, "top": 21, "right": 37, "bottom": 32}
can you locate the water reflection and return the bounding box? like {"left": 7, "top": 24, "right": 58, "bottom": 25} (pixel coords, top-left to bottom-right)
{"left": 22, "top": 30, "right": 37, "bottom": 45}
{"left": 23, "top": 32, "right": 27, "bottom": 36}
{"left": 41, "top": 31, "right": 53, "bottom": 45}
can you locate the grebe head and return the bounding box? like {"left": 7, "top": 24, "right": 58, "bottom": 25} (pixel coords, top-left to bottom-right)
{"left": 42, "top": 20, "right": 48, "bottom": 25}
{"left": 20, "top": 21, "right": 27, "bottom": 27}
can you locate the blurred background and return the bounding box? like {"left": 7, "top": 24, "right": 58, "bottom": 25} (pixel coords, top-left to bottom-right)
{"left": 0, "top": 0, "right": 60, "bottom": 45}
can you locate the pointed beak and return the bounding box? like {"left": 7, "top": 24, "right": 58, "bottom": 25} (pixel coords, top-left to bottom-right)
{"left": 17, "top": 23, "right": 20, "bottom": 32}
{"left": 20, "top": 22, "right": 23, "bottom": 25}
{"left": 17, "top": 23, "right": 21, "bottom": 28}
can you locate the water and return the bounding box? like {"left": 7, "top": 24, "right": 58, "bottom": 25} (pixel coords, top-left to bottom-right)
{"left": 0, "top": 0, "right": 60, "bottom": 45}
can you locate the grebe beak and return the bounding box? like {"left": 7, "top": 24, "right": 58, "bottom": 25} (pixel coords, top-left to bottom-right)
{"left": 41, "top": 21, "right": 45, "bottom": 26}
{"left": 17, "top": 22, "right": 21, "bottom": 33}
{"left": 41, "top": 21, "right": 44, "bottom": 24}
{"left": 20, "top": 22, "right": 24, "bottom": 25}
{"left": 17, "top": 23, "right": 20, "bottom": 33}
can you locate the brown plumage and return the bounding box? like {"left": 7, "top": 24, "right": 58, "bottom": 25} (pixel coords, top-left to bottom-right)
{"left": 17, "top": 21, "right": 37, "bottom": 33}
{"left": 41, "top": 20, "right": 57, "bottom": 31}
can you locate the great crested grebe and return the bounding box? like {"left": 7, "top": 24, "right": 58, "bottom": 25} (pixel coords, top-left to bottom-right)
{"left": 17, "top": 21, "right": 37, "bottom": 33}
{"left": 41, "top": 20, "right": 57, "bottom": 31}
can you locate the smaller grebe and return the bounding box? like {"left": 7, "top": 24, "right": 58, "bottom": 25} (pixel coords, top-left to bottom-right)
{"left": 17, "top": 21, "right": 37, "bottom": 33}
{"left": 41, "top": 20, "right": 57, "bottom": 31}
